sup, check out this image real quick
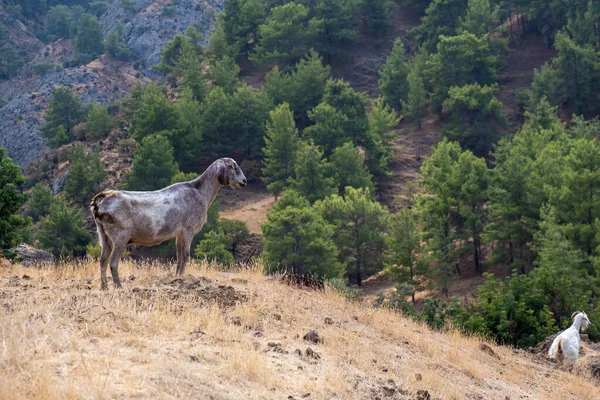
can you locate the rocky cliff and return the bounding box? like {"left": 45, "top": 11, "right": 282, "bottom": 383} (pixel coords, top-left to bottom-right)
{"left": 0, "top": 0, "right": 222, "bottom": 169}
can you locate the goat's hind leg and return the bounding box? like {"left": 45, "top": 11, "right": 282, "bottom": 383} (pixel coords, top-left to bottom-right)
{"left": 97, "top": 225, "right": 112, "bottom": 290}
{"left": 108, "top": 234, "right": 128, "bottom": 289}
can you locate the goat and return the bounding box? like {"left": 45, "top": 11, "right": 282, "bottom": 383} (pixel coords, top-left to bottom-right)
{"left": 548, "top": 311, "right": 592, "bottom": 366}
{"left": 91, "top": 158, "right": 247, "bottom": 289}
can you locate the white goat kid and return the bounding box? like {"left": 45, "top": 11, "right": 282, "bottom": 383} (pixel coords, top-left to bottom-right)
{"left": 548, "top": 311, "right": 592, "bottom": 366}
{"left": 91, "top": 158, "right": 247, "bottom": 289}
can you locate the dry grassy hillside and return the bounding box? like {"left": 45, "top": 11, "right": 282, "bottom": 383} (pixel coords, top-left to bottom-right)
{"left": 1, "top": 261, "right": 598, "bottom": 399}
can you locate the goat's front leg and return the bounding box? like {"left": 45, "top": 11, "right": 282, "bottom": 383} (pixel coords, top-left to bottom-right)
{"left": 176, "top": 232, "right": 193, "bottom": 275}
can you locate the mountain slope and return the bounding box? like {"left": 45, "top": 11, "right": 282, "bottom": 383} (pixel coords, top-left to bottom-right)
{"left": 1, "top": 260, "right": 597, "bottom": 399}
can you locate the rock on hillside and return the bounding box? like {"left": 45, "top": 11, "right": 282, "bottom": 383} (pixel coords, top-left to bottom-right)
{"left": 0, "top": 57, "right": 146, "bottom": 168}
{"left": 101, "top": 0, "right": 223, "bottom": 73}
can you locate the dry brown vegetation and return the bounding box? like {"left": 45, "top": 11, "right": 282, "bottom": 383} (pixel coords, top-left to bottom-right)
{"left": 1, "top": 260, "right": 598, "bottom": 399}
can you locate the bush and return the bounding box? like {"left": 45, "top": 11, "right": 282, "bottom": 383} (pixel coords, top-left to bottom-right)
{"left": 327, "top": 277, "right": 364, "bottom": 301}
{"left": 32, "top": 62, "right": 59, "bottom": 76}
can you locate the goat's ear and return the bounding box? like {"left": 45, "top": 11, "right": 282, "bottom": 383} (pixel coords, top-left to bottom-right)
{"left": 217, "top": 161, "right": 228, "bottom": 185}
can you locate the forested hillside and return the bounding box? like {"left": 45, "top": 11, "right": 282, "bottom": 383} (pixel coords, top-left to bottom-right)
{"left": 3, "top": 0, "right": 600, "bottom": 352}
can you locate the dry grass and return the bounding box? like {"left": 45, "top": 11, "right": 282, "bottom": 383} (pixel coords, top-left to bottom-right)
{"left": 1, "top": 260, "right": 598, "bottom": 399}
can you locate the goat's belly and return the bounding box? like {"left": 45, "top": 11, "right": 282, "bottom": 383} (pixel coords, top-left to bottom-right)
{"left": 129, "top": 232, "right": 176, "bottom": 246}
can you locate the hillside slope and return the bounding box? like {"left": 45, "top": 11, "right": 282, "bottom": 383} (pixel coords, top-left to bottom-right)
{"left": 1, "top": 261, "right": 598, "bottom": 399}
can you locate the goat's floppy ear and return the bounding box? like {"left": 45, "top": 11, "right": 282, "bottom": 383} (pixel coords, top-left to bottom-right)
{"left": 217, "top": 161, "right": 229, "bottom": 185}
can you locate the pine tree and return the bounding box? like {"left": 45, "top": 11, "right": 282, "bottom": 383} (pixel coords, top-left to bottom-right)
{"left": 132, "top": 83, "right": 179, "bottom": 142}
{"left": 361, "top": 0, "right": 392, "bottom": 36}
{"left": 402, "top": 68, "right": 427, "bottom": 129}
{"left": 0, "top": 148, "right": 28, "bottom": 249}
{"left": 458, "top": 0, "right": 494, "bottom": 37}
{"left": 261, "top": 103, "right": 300, "bottom": 197}
{"left": 25, "top": 183, "right": 55, "bottom": 223}
{"left": 194, "top": 230, "right": 235, "bottom": 266}
{"left": 125, "top": 135, "right": 180, "bottom": 191}
{"left": 75, "top": 13, "right": 104, "bottom": 59}
{"left": 304, "top": 103, "right": 350, "bottom": 156}
{"left": 262, "top": 190, "right": 342, "bottom": 278}
{"left": 378, "top": 39, "right": 410, "bottom": 110}
{"left": 289, "top": 141, "right": 336, "bottom": 203}
{"left": 385, "top": 208, "right": 429, "bottom": 304}
{"left": 250, "top": 3, "right": 323, "bottom": 65}
{"left": 317, "top": 187, "right": 389, "bottom": 286}
{"left": 36, "top": 197, "right": 92, "bottom": 258}
{"left": 87, "top": 102, "right": 114, "bottom": 139}
{"left": 41, "top": 86, "right": 86, "bottom": 146}
{"left": 329, "top": 142, "right": 375, "bottom": 195}
{"left": 64, "top": 145, "right": 107, "bottom": 204}
{"left": 366, "top": 96, "right": 400, "bottom": 177}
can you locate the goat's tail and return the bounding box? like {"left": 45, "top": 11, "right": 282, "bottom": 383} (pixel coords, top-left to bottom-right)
{"left": 91, "top": 190, "right": 116, "bottom": 221}
{"left": 549, "top": 336, "right": 562, "bottom": 359}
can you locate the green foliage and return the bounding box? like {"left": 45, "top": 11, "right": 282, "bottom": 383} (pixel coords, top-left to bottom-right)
{"left": 0, "top": 44, "right": 24, "bottom": 80}
{"left": 385, "top": 208, "right": 429, "bottom": 304}
{"left": 64, "top": 145, "right": 107, "bottom": 204}
{"left": 25, "top": 183, "right": 55, "bottom": 223}
{"left": 31, "top": 62, "right": 59, "bottom": 76}
{"left": 452, "top": 272, "right": 556, "bottom": 347}
{"left": 320, "top": 79, "right": 370, "bottom": 149}
{"left": 261, "top": 103, "right": 300, "bottom": 197}
{"left": 208, "top": 56, "right": 240, "bottom": 95}
{"left": 410, "top": 0, "right": 469, "bottom": 52}
{"left": 264, "top": 51, "right": 331, "bottom": 127}
{"left": 125, "top": 135, "right": 180, "bottom": 191}
{"left": 442, "top": 83, "right": 506, "bottom": 154}
{"left": 132, "top": 83, "right": 179, "bottom": 142}
{"left": 156, "top": 26, "right": 204, "bottom": 75}
{"left": 36, "top": 197, "right": 92, "bottom": 258}
{"left": 0, "top": 148, "right": 28, "bottom": 250}
{"left": 317, "top": 187, "right": 389, "bottom": 285}
{"left": 47, "top": 5, "right": 74, "bottom": 39}
{"left": 87, "top": 102, "right": 114, "bottom": 139}
{"left": 327, "top": 277, "right": 364, "bottom": 301}
{"left": 361, "top": 0, "right": 393, "bottom": 36}
{"left": 304, "top": 103, "right": 350, "bottom": 156}
{"left": 402, "top": 68, "right": 427, "bottom": 129}
{"left": 200, "top": 84, "right": 272, "bottom": 160}
{"left": 219, "top": 218, "right": 250, "bottom": 256}
{"left": 365, "top": 96, "right": 400, "bottom": 177}
{"left": 195, "top": 230, "right": 235, "bottom": 266}
{"left": 313, "top": 0, "right": 359, "bottom": 61}
{"left": 289, "top": 141, "right": 335, "bottom": 203}
{"left": 75, "top": 13, "right": 104, "bottom": 59}
{"left": 457, "top": 0, "right": 495, "bottom": 37}
{"left": 250, "top": 3, "right": 322, "bottom": 65}
{"left": 262, "top": 190, "right": 342, "bottom": 278}
{"left": 41, "top": 87, "right": 86, "bottom": 146}
{"left": 86, "top": 242, "right": 102, "bottom": 260}
{"left": 425, "top": 32, "right": 498, "bottom": 108}
{"left": 329, "top": 142, "right": 375, "bottom": 195}
{"left": 104, "top": 30, "right": 130, "bottom": 60}
{"left": 378, "top": 39, "right": 410, "bottom": 110}
{"left": 222, "top": 0, "right": 267, "bottom": 57}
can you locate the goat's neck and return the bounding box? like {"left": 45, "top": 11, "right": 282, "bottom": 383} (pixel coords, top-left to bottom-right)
{"left": 191, "top": 162, "right": 222, "bottom": 206}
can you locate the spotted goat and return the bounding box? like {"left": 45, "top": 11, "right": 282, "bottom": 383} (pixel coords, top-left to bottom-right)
{"left": 91, "top": 158, "right": 247, "bottom": 289}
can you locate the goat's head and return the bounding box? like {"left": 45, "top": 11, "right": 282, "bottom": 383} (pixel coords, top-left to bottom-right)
{"left": 571, "top": 311, "right": 592, "bottom": 331}
{"left": 217, "top": 158, "right": 247, "bottom": 188}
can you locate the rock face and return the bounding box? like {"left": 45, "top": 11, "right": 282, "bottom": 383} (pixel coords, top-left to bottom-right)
{"left": 101, "top": 0, "right": 223, "bottom": 74}
{"left": 8, "top": 244, "right": 55, "bottom": 267}
{"left": 0, "top": 0, "right": 223, "bottom": 168}
{"left": 0, "top": 58, "right": 145, "bottom": 168}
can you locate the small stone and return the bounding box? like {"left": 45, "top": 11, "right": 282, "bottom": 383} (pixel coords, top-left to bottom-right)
{"left": 479, "top": 343, "right": 500, "bottom": 359}
{"left": 303, "top": 330, "right": 320, "bottom": 344}
{"left": 21, "top": 275, "right": 31, "bottom": 280}
{"left": 305, "top": 347, "right": 321, "bottom": 360}
{"left": 273, "top": 313, "right": 282, "bottom": 321}
{"left": 324, "top": 317, "right": 334, "bottom": 325}
{"left": 416, "top": 390, "right": 431, "bottom": 400}
{"left": 268, "top": 342, "right": 280, "bottom": 348}
{"left": 302, "top": 394, "right": 310, "bottom": 398}
{"left": 189, "top": 355, "right": 200, "bottom": 362}
{"left": 129, "top": 275, "right": 136, "bottom": 281}
{"left": 415, "top": 373, "right": 422, "bottom": 381}
{"left": 381, "top": 367, "right": 388, "bottom": 372}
